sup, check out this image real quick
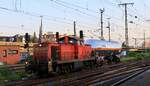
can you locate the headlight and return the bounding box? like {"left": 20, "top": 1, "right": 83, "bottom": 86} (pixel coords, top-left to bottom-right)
{"left": 48, "top": 61, "right": 51, "bottom": 64}
{"left": 25, "top": 61, "right": 29, "bottom": 65}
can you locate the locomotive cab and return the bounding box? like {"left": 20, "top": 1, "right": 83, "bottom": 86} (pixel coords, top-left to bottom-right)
{"left": 33, "top": 43, "right": 59, "bottom": 74}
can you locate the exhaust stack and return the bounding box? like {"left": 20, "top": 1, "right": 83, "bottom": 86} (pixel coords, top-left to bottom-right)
{"left": 56, "top": 32, "right": 59, "bottom": 43}
{"left": 79, "top": 30, "right": 84, "bottom": 45}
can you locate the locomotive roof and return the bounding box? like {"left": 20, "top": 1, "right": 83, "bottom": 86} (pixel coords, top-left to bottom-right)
{"left": 59, "top": 36, "right": 78, "bottom": 40}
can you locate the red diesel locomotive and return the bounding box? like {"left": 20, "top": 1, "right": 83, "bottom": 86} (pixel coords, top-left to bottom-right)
{"left": 31, "top": 31, "right": 95, "bottom": 74}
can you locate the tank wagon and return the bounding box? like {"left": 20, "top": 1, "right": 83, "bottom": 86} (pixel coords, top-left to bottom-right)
{"left": 85, "top": 39, "right": 122, "bottom": 64}
{"left": 30, "top": 31, "right": 95, "bottom": 74}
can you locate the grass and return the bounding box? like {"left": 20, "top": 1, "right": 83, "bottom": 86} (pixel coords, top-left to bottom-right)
{"left": 120, "top": 56, "right": 142, "bottom": 62}
{"left": 0, "top": 68, "right": 20, "bottom": 82}
{"left": 120, "top": 51, "right": 150, "bottom": 62}
{"left": 0, "top": 67, "right": 30, "bottom": 83}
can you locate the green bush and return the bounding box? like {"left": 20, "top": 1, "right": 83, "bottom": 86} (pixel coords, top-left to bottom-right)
{"left": 0, "top": 68, "right": 20, "bottom": 82}
{"left": 143, "top": 51, "right": 150, "bottom": 57}
{"left": 121, "top": 51, "right": 150, "bottom": 62}
{"left": 0, "top": 67, "right": 30, "bottom": 82}
{"left": 121, "top": 56, "right": 142, "bottom": 62}
{"left": 128, "top": 51, "right": 150, "bottom": 58}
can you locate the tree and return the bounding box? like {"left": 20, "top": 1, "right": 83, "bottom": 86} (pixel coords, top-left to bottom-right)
{"left": 31, "top": 32, "right": 38, "bottom": 43}
{"left": 122, "top": 41, "right": 127, "bottom": 48}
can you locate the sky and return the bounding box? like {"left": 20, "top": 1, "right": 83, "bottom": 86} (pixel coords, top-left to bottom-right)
{"left": 0, "top": 0, "right": 150, "bottom": 46}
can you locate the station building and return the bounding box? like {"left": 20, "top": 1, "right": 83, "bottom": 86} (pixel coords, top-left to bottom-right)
{"left": 0, "top": 42, "right": 20, "bottom": 64}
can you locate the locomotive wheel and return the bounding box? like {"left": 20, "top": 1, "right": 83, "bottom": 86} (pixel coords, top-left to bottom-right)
{"left": 55, "top": 66, "right": 61, "bottom": 74}
{"left": 61, "top": 65, "right": 66, "bottom": 74}
{"left": 99, "top": 61, "right": 103, "bottom": 66}
{"left": 60, "top": 65, "right": 64, "bottom": 74}
{"left": 68, "top": 65, "right": 71, "bottom": 72}
{"left": 66, "top": 64, "right": 71, "bottom": 73}
{"left": 70, "top": 63, "right": 74, "bottom": 72}
{"left": 64, "top": 65, "right": 67, "bottom": 73}
{"left": 66, "top": 65, "right": 70, "bottom": 73}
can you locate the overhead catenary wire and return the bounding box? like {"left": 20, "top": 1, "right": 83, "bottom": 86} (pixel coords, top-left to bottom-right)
{"left": 53, "top": 0, "right": 121, "bottom": 23}
{"left": 0, "top": 6, "right": 71, "bottom": 25}
{"left": 54, "top": 0, "right": 98, "bottom": 14}
{"left": 0, "top": 7, "right": 101, "bottom": 34}
{"left": 0, "top": 5, "right": 124, "bottom": 37}
{"left": 50, "top": 0, "right": 99, "bottom": 19}
{"left": 0, "top": 5, "right": 99, "bottom": 31}
{"left": 52, "top": 0, "right": 123, "bottom": 22}
{"left": 0, "top": 0, "right": 149, "bottom": 40}
{"left": 49, "top": 0, "right": 126, "bottom": 30}
{"left": 0, "top": 1, "right": 93, "bottom": 25}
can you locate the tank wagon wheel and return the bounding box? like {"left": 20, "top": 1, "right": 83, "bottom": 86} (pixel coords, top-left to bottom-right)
{"left": 97, "top": 61, "right": 103, "bottom": 67}
{"left": 104, "top": 59, "right": 110, "bottom": 65}
{"left": 112, "top": 56, "right": 120, "bottom": 64}
{"left": 115, "top": 57, "right": 120, "bottom": 63}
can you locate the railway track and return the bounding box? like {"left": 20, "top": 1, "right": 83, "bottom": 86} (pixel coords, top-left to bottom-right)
{"left": 0, "top": 64, "right": 25, "bottom": 72}
{"left": 3, "top": 63, "right": 126, "bottom": 86}
{"left": 2, "top": 58, "right": 150, "bottom": 86}
{"left": 52, "top": 64, "right": 148, "bottom": 86}
{"left": 111, "top": 68, "right": 148, "bottom": 86}
{"left": 86, "top": 66, "right": 150, "bottom": 86}
{"left": 43, "top": 59, "right": 150, "bottom": 86}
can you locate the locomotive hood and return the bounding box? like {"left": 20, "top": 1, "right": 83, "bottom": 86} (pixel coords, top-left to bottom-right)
{"left": 85, "top": 39, "right": 122, "bottom": 48}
